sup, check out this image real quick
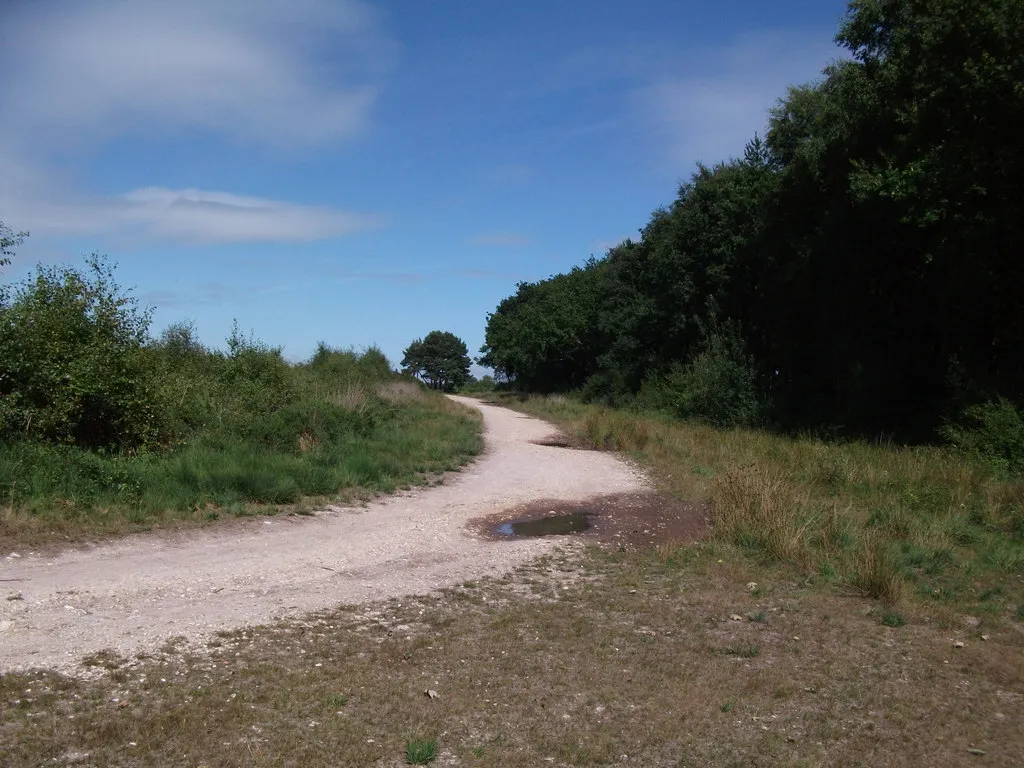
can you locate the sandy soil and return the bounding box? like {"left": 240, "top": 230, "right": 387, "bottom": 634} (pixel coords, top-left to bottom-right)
{"left": 0, "top": 396, "right": 649, "bottom": 672}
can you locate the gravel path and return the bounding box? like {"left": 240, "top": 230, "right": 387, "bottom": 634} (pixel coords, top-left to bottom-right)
{"left": 0, "top": 396, "right": 649, "bottom": 672}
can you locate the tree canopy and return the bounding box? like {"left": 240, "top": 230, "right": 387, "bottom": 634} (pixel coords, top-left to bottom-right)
{"left": 402, "top": 331, "right": 471, "bottom": 392}
{"left": 480, "top": 0, "right": 1024, "bottom": 439}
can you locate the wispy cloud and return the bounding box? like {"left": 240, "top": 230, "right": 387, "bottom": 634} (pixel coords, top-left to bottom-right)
{"left": 0, "top": 0, "right": 391, "bottom": 245}
{"left": 335, "top": 267, "right": 527, "bottom": 284}
{"left": 141, "top": 282, "right": 235, "bottom": 309}
{"left": 0, "top": 0, "right": 390, "bottom": 150}
{"left": 142, "top": 279, "right": 299, "bottom": 310}
{"left": 5, "top": 186, "right": 381, "bottom": 245}
{"left": 467, "top": 233, "right": 533, "bottom": 248}
{"left": 640, "top": 31, "right": 844, "bottom": 170}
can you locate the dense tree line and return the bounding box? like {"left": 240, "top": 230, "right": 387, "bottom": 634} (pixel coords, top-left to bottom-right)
{"left": 481, "top": 0, "right": 1024, "bottom": 443}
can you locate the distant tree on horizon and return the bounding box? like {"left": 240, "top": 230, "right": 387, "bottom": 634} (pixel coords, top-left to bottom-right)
{"left": 401, "top": 330, "right": 471, "bottom": 392}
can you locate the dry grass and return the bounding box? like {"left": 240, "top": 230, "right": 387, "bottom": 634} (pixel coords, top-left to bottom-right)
{"left": 2, "top": 546, "right": 1021, "bottom": 767}
{"left": 377, "top": 379, "right": 430, "bottom": 404}
{"left": 3, "top": 393, "right": 1021, "bottom": 766}
{"left": 710, "top": 465, "right": 806, "bottom": 562}
{"left": 480, "top": 393, "right": 1024, "bottom": 618}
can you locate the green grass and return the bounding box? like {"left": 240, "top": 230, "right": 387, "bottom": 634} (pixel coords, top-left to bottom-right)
{"left": 0, "top": 381, "right": 481, "bottom": 549}
{"left": 405, "top": 737, "right": 439, "bottom": 764}
{"left": 880, "top": 608, "right": 907, "bottom": 627}
{"left": 480, "top": 392, "right": 1024, "bottom": 615}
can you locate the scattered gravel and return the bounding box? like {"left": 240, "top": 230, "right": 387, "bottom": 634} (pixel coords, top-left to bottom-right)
{"left": 0, "top": 396, "right": 649, "bottom": 673}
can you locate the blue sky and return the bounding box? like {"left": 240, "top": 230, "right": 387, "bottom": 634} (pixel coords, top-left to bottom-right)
{"left": 0, "top": 0, "right": 849, "bottom": 371}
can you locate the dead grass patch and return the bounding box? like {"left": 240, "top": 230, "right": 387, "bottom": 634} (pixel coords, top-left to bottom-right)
{"left": 710, "top": 465, "right": 806, "bottom": 561}
{"left": 486, "top": 393, "right": 1024, "bottom": 619}
{"left": 2, "top": 546, "right": 1021, "bottom": 767}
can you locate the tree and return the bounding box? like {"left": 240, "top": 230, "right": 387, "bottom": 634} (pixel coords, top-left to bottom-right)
{"left": 402, "top": 331, "right": 471, "bottom": 392}
{"left": 1, "top": 221, "right": 28, "bottom": 268}
{"left": 478, "top": 0, "right": 1024, "bottom": 438}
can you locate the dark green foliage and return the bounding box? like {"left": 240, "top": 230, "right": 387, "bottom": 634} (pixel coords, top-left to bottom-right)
{"left": 402, "top": 330, "right": 471, "bottom": 392}
{"left": 637, "top": 323, "right": 763, "bottom": 428}
{"left": 459, "top": 374, "right": 497, "bottom": 394}
{"left": 308, "top": 341, "right": 393, "bottom": 382}
{"left": 481, "top": 0, "right": 1024, "bottom": 450}
{"left": 940, "top": 398, "right": 1024, "bottom": 476}
{"left": 480, "top": 262, "right": 608, "bottom": 392}
{"left": 0, "top": 255, "right": 164, "bottom": 450}
{"left": 0, "top": 252, "right": 481, "bottom": 526}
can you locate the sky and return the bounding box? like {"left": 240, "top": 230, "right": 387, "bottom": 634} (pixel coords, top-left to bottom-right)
{"left": 0, "top": 0, "right": 851, "bottom": 371}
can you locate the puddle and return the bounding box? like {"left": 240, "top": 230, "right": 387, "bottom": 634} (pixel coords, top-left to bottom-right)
{"left": 531, "top": 437, "right": 575, "bottom": 448}
{"left": 495, "top": 512, "right": 592, "bottom": 538}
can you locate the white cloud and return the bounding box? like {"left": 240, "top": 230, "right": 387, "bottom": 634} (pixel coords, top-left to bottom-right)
{"left": 468, "top": 233, "right": 533, "bottom": 247}
{"left": 641, "top": 32, "right": 845, "bottom": 171}
{"left": 0, "top": 0, "right": 391, "bottom": 245}
{"left": 10, "top": 186, "right": 381, "bottom": 245}
{"left": 0, "top": 0, "right": 390, "bottom": 150}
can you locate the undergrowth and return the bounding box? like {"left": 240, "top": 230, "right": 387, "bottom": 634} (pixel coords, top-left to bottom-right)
{"left": 0, "top": 259, "right": 481, "bottom": 548}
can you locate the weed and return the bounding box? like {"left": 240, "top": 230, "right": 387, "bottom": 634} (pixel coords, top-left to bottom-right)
{"left": 724, "top": 643, "right": 760, "bottom": 658}
{"left": 748, "top": 611, "right": 767, "bottom": 623}
{"left": 405, "top": 737, "right": 439, "bottom": 764}
{"left": 326, "top": 693, "right": 348, "bottom": 708}
{"left": 847, "top": 537, "right": 904, "bottom": 604}
{"left": 721, "top": 700, "right": 735, "bottom": 712}
{"left": 880, "top": 609, "right": 907, "bottom": 627}
{"left": 710, "top": 465, "right": 805, "bottom": 561}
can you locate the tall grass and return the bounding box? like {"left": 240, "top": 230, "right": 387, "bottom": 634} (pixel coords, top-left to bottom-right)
{"left": 485, "top": 393, "right": 1024, "bottom": 614}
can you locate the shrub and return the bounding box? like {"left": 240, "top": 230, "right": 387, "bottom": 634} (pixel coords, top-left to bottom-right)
{"left": 0, "top": 256, "right": 166, "bottom": 450}
{"left": 940, "top": 397, "right": 1024, "bottom": 476}
{"left": 459, "top": 375, "right": 497, "bottom": 394}
{"left": 637, "top": 324, "right": 763, "bottom": 428}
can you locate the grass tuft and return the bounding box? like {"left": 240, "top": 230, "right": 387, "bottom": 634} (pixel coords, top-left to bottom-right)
{"left": 710, "top": 465, "right": 805, "bottom": 561}
{"left": 405, "top": 737, "right": 439, "bottom": 764}
{"left": 880, "top": 608, "right": 907, "bottom": 627}
{"left": 847, "top": 537, "right": 904, "bottom": 604}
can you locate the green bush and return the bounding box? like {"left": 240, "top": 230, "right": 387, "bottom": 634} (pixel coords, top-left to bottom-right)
{"left": 459, "top": 375, "right": 497, "bottom": 394}
{"left": 0, "top": 254, "right": 483, "bottom": 535}
{"left": 0, "top": 256, "right": 166, "bottom": 450}
{"left": 940, "top": 397, "right": 1024, "bottom": 475}
{"left": 637, "top": 325, "right": 763, "bottom": 428}
{"left": 308, "top": 342, "right": 392, "bottom": 383}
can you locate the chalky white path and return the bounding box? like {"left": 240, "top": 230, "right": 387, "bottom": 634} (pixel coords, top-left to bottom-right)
{"left": 0, "top": 396, "right": 648, "bottom": 672}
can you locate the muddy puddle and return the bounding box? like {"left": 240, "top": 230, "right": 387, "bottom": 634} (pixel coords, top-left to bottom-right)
{"left": 495, "top": 512, "right": 593, "bottom": 538}
{"left": 471, "top": 493, "right": 707, "bottom": 549}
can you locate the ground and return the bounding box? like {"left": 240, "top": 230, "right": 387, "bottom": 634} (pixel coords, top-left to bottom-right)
{"left": 1, "top": 397, "right": 1021, "bottom": 767}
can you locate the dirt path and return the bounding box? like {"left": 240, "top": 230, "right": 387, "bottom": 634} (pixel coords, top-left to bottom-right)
{"left": 0, "top": 396, "right": 649, "bottom": 672}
